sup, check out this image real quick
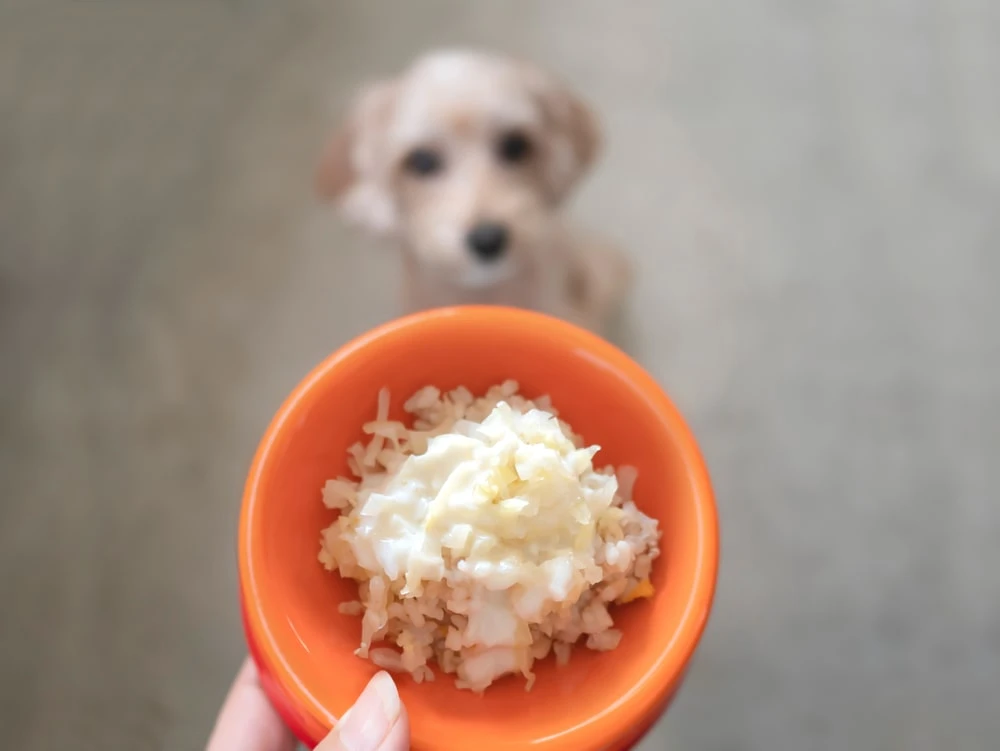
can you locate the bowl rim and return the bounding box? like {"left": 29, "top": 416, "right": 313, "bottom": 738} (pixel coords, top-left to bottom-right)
{"left": 238, "top": 305, "right": 719, "bottom": 750}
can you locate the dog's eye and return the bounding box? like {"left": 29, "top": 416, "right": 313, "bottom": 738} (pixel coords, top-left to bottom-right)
{"left": 403, "top": 148, "right": 443, "bottom": 177}
{"left": 497, "top": 131, "right": 532, "bottom": 164}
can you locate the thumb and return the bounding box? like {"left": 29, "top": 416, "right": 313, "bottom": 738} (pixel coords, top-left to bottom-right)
{"left": 317, "top": 671, "right": 409, "bottom": 751}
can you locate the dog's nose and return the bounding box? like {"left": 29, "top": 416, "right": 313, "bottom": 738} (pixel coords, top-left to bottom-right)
{"left": 466, "top": 222, "right": 509, "bottom": 262}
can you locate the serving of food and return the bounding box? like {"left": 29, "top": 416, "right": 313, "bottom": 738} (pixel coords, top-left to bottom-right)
{"left": 318, "top": 380, "right": 662, "bottom": 693}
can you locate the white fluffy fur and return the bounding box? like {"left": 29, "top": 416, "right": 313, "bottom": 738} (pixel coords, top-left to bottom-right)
{"left": 317, "top": 49, "right": 631, "bottom": 333}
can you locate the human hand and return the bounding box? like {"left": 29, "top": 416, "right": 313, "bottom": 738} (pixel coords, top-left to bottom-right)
{"left": 207, "top": 657, "right": 410, "bottom": 751}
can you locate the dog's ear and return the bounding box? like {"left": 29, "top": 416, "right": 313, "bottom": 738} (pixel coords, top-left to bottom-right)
{"left": 316, "top": 80, "right": 400, "bottom": 234}
{"left": 525, "top": 68, "right": 602, "bottom": 202}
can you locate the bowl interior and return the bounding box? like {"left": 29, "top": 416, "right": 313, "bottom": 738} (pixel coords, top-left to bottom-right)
{"left": 242, "top": 308, "right": 714, "bottom": 750}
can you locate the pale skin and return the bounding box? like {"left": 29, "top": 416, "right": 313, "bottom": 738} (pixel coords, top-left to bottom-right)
{"left": 206, "top": 658, "right": 410, "bottom": 751}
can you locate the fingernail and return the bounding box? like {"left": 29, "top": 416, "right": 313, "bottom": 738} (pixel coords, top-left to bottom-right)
{"left": 335, "top": 672, "right": 400, "bottom": 751}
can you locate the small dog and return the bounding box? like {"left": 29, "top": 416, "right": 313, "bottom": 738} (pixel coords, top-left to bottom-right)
{"left": 317, "top": 50, "right": 630, "bottom": 333}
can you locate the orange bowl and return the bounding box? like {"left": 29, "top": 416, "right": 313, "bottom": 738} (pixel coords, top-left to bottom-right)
{"left": 239, "top": 306, "right": 718, "bottom": 751}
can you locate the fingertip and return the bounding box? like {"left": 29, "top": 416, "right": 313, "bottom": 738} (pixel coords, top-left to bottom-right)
{"left": 379, "top": 700, "right": 410, "bottom": 751}
{"left": 318, "top": 672, "right": 409, "bottom": 751}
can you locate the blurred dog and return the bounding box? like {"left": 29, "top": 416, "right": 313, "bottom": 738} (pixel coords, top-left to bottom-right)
{"left": 316, "top": 50, "right": 630, "bottom": 333}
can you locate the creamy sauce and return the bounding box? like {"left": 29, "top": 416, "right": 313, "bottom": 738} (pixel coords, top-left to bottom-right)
{"left": 343, "top": 401, "right": 620, "bottom": 653}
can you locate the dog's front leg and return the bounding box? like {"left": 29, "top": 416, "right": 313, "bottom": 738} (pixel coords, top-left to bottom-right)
{"left": 561, "top": 236, "right": 633, "bottom": 336}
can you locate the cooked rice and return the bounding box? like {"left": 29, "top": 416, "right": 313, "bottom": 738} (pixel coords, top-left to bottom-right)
{"left": 319, "top": 380, "right": 662, "bottom": 692}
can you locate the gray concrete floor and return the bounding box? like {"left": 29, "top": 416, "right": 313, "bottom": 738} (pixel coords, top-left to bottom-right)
{"left": 2, "top": 1, "right": 998, "bottom": 749}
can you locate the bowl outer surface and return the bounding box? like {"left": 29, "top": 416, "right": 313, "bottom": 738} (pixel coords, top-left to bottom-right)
{"left": 239, "top": 306, "right": 718, "bottom": 751}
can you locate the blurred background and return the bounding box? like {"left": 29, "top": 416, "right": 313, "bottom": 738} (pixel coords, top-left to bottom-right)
{"left": 2, "top": 1, "right": 998, "bottom": 749}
